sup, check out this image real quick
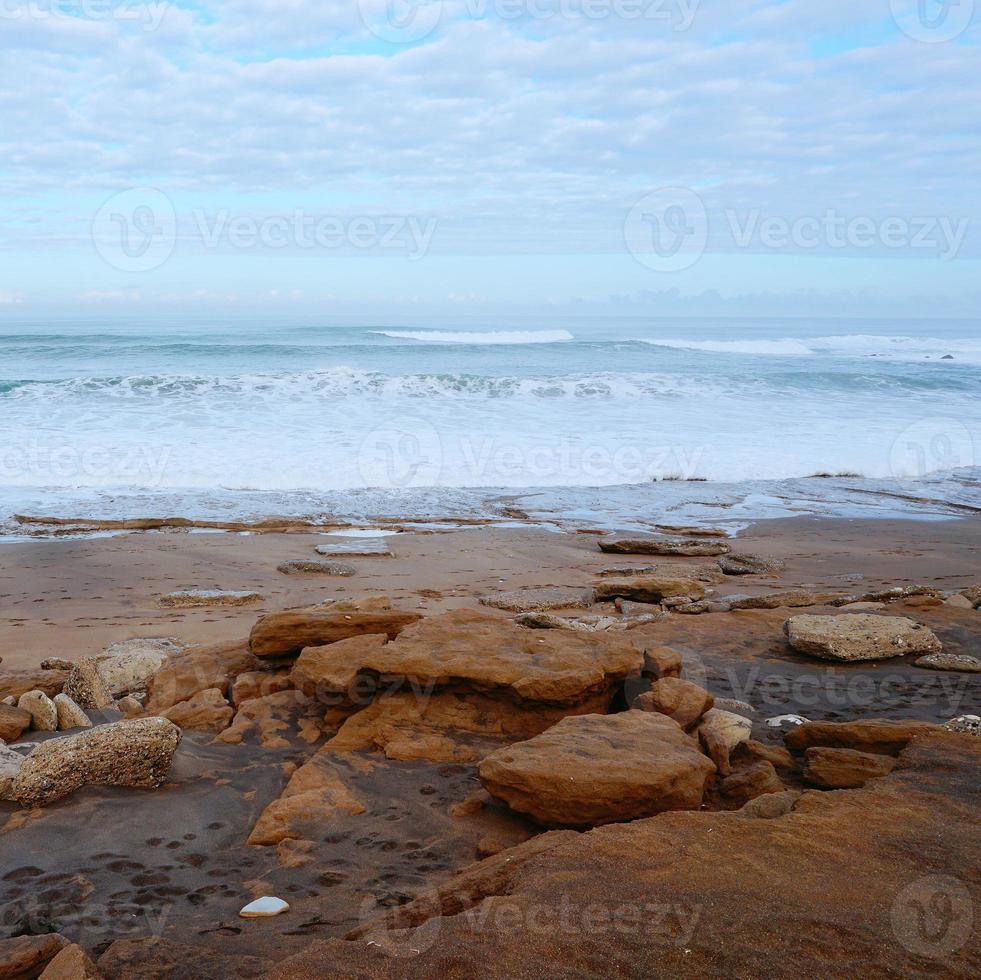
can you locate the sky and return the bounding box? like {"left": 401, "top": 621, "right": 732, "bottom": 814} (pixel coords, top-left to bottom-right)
{"left": 1, "top": 0, "right": 979, "bottom": 318}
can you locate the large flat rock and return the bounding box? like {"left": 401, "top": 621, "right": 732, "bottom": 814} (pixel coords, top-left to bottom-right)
{"left": 249, "top": 608, "right": 423, "bottom": 658}
{"left": 599, "top": 537, "right": 731, "bottom": 557}
{"left": 479, "top": 711, "right": 714, "bottom": 827}
{"left": 784, "top": 613, "right": 942, "bottom": 662}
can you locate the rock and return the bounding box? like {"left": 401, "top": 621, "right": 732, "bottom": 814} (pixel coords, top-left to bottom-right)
{"left": 240, "top": 897, "right": 290, "bottom": 918}
{"left": 96, "top": 938, "right": 270, "bottom": 980}
{"left": 1, "top": 696, "right": 13, "bottom": 706}
{"left": 314, "top": 539, "right": 393, "bottom": 557}
{"left": 718, "top": 553, "right": 786, "bottom": 575}
{"left": 38, "top": 943, "right": 103, "bottom": 980}
{"left": 116, "top": 696, "right": 144, "bottom": 718}
{"left": 914, "top": 652, "right": 981, "bottom": 673}
{"left": 144, "top": 639, "right": 264, "bottom": 711}
{"left": 513, "top": 612, "right": 616, "bottom": 632}
{"left": 53, "top": 693, "right": 92, "bottom": 731}
{"left": 0, "top": 935, "right": 70, "bottom": 979}
{"left": 231, "top": 669, "right": 293, "bottom": 706}
{"left": 215, "top": 690, "right": 317, "bottom": 749}
{"left": 734, "top": 739, "right": 796, "bottom": 771}
{"left": 944, "top": 594, "right": 974, "bottom": 609}
{"left": 784, "top": 613, "right": 942, "bottom": 662}
{"left": 766, "top": 713, "right": 809, "bottom": 730}
{"left": 158, "top": 589, "right": 262, "bottom": 608}
{"left": 160, "top": 688, "right": 233, "bottom": 733}
{"left": 0, "top": 741, "right": 25, "bottom": 799}
{"left": 959, "top": 585, "right": 981, "bottom": 607}
{"left": 803, "top": 747, "right": 897, "bottom": 788}
{"left": 249, "top": 608, "right": 422, "bottom": 658}
{"left": 712, "top": 697, "right": 756, "bottom": 717}
{"left": 594, "top": 577, "right": 704, "bottom": 603}
{"left": 785, "top": 719, "right": 942, "bottom": 756}
{"left": 0, "top": 704, "right": 32, "bottom": 742}
{"left": 655, "top": 524, "right": 730, "bottom": 537}
{"left": 95, "top": 638, "right": 181, "bottom": 695}
{"left": 739, "top": 789, "right": 802, "bottom": 818}
{"left": 696, "top": 708, "right": 753, "bottom": 775}
{"left": 730, "top": 590, "right": 849, "bottom": 610}
{"left": 248, "top": 752, "right": 366, "bottom": 845}
{"left": 478, "top": 587, "right": 594, "bottom": 612}
{"left": 0, "top": 668, "right": 68, "bottom": 701}
{"left": 294, "top": 610, "right": 641, "bottom": 713}
{"left": 599, "top": 537, "right": 731, "bottom": 557}
{"left": 479, "top": 712, "right": 715, "bottom": 827}
{"left": 633, "top": 677, "right": 714, "bottom": 729}
{"left": 600, "top": 563, "right": 724, "bottom": 583}
{"left": 852, "top": 585, "right": 943, "bottom": 604}
{"left": 720, "top": 760, "right": 784, "bottom": 807}
{"left": 642, "top": 645, "right": 682, "bottom": 679}
{"left": 10, "top": 717, "right": 182, "bottom": 808}
{"left": 835, "top": 601, "right": 885, "bottom": 611}
{"left": 276, "top": 560, "right": 356, "bottom": 576}
{"left": 17, "top": 690, "right": 58, "bottom": 731}
{"left": 944, "top": 715, "right": 980, "bottom": 736}
{"left": 64, "top": 658, "right": 115, "bottom": 711}
{"left": 40, "top": 658, "right": 75, "bottom": 671}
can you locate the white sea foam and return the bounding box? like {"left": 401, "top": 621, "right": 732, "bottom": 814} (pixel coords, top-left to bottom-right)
{"left": 372, "top": 329, "right": 574, "bottom": 344}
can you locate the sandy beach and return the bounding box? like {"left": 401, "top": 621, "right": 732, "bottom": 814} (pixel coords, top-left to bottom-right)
{"left": 0, "top": 516, "right": 978, "bottom": 976}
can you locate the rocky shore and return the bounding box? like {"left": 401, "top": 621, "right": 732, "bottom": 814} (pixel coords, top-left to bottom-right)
{"left": 0, "top": 518, "right": 978, "bottom": 977}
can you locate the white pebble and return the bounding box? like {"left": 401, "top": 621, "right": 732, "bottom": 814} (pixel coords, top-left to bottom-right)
{"left": 240, "top": 896, "right": 290, "bottom": 918}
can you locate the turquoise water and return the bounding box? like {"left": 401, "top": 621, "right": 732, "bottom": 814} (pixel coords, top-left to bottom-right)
{"left": 1, "top": 315, "right": 978, "bottom": 523}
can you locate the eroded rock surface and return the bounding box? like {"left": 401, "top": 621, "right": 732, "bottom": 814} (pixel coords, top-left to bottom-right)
{"left": 594, "top": 577, "right": 705, "bottom": 604}
{"left": 249, "top": 608, "right": 422, "bottom": 658}
{"left": 599, "top": 537, "right": 731, "bottom": 557}
{"left": 478, "top": 587, "right": 594, "bottom": 612}
{"left": 784, "top": 613, "right": 942, "bottom": 662}
{"left": 802, "top": 746, "right": 897, "bottom": 788}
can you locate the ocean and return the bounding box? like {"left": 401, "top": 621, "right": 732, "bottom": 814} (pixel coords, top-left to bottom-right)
{"left": 1, "top": 315, "right": 979, "bottom": 532}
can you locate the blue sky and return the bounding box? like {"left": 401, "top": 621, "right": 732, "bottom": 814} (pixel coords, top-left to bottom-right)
{"left": 1, "top": 0, "right": 979, "bottom": 317}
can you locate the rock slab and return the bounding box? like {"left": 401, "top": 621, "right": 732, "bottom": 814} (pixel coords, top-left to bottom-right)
{"left": 784, "top": 613, "right": 942, "bottom": 662}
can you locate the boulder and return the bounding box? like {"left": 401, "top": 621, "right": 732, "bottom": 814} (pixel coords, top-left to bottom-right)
{"left": 95, "top": 638, "right": 181, "bottom": 695}
{"left": 478, "top": 587, "right": 594, "bottom": 612}
{"left": 158, "top": 589, "right": 262, "bottom": 608}
{"left": 785, "top": 719, "right": 942, "bottom": 756}
{"left": 944, "top": 594, "right": 974, "bottom": 610}
{"left": 64, "top": 658, "right": 115, "bottom": 711}
{"left": 38, "top": 943, "right": 103, "bottom": 979}
{"left": 784, "top": 614, "right": 942, "bottom": 662}
{"left": 249, "top": 608, "right": 422, "bottom": 658}
{"left": 0, "top": 704, "right": 31, "bottom": 742}
{"left": 803, "top": 747, "right": 897, "bottom": 788}
{"left": 53, "top": 693, "right": 92, "bottom": 731}
{"left": 0, "top": 668, "right": 68, "bottom": 701}
{"left": 697, "top": 708, "right": 753, "bottom": 775}
{"left": 231, "top": 669, "right": 293, "bottom": 706}
{"left": 599, "top": 537, "right": 731, "bottom": 557}
{"left": 914, "top": 653, "right": 980, "bottom": 673}
{"left": 10, "top": 717, "right": 181, "bottom": 808}
{"left": 734, "top": 739, "right": 796, "bottom": 772}
{"left": 718, "top": 554, "right": 786, "bottom": 575}
{"left": 0, "top": 742, "right": 25, "bottom": 799}
{"left": 479, "top": 712, "right": 715, "bottom": 827}
{"left": 730, "top": 590, "right": 849, "bottom": 610}
{"left": 642, "top": 645, "right": 682, "bottom": 679}
{"left": 144, "top": 639, "right": 262, "bottom": 712}
{"left": 0, "top": 935, "right": 70, "bottom": 979}
{"left": 594, "top": 577, "right": 704, "bottom": 604}
{"left": 633, "top": 677, "right": 714, "bottom": 729}
{"left": 17, "top": 690, "right": 58, "bottom": 731}
{"left": 277, "top": 559, "right": 356, "bottom": 576}
{"left": 959, "top": 585, "right": 981, "bottom": 607}
{"left": 719, "top": 760, "right": 784, "bottom": 807}
{"left": 291, "top": 634, "right": 389, "bottom": 699}
{"left": 294, "top": 610, "right": 642, "bottom": 712}
{"left": 159, "top": 688, "right": 233, "bottom": 734}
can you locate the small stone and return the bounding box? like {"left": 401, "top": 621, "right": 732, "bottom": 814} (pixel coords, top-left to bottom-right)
{"left": 53, "top": 693, "right": 92, "bottom": 731}
{"left": 240, "top": 896, "right": 290, "bottom": 918}
{"left": 696, "top": 709, "right": 753, "bottom": 775}
{"left": 17, "top": 690, "right": 58, "bottom": 731}
{"left": 720, "top": 760, "right": 784, "bottom": 807}
{"left": 633, "top": 677, "right": 714, "bottom": 729}
{"left": 277, "top": 560, "right": 356, "bottom": 576}
{"left": 914, "top": 653, "right": 981, "bottom": 673}
{"left": 739, "top": 789, "right": 802, "bottom": 819}
{"left": 943, "top": 594, "right": 973, "bottom": 609}
{"left": 116, "top": 696, "right": 144, "bottom": 718}
{"left": 944, "top": 715, "right": 980, "bottom": 736}
{"left": 64, "top": 658, "right": 115, "bottom": 710}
